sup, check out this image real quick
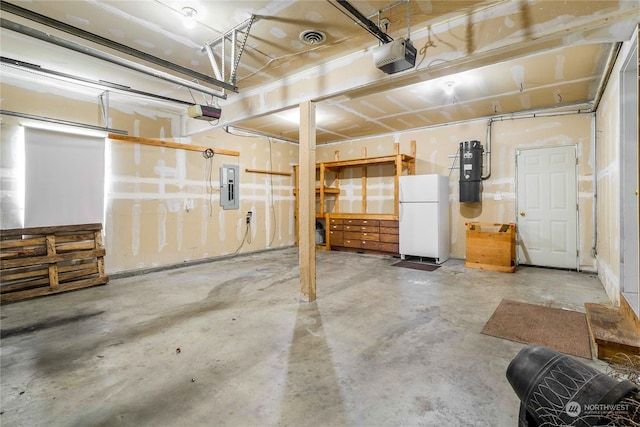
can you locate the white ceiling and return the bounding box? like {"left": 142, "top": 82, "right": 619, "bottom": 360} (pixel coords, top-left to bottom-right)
{"left": 1, "top": 1, "right": 639, "bottom": 143}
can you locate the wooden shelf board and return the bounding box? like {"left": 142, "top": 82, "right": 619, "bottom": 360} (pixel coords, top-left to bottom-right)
{"left": 328, "top": 213, "right": 398, "bottom": 221}
{"left": 293, "top": 187, "right": 340, "bottom": 196}
{"left": 322, "top": 154, "right": 415, "bottom": 170}
{"left": 245, "top": 168, "right": 291, "bottom": 176}
{"left": 322, "top": 187, "right": 341, "bottom": 194}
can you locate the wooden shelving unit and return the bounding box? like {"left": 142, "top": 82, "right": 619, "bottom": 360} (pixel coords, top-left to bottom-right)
{"left": 294, "top": 142, "right": 416, "bottom": 254}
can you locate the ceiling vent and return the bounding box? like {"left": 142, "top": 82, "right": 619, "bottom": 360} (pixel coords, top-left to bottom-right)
{"left": 299, "top": 30, "right": 326, "bottom": 45}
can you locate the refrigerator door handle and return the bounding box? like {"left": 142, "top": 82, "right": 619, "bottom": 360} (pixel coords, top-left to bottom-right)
{"left": 399, "top": 202, "right": 404, "bottom": 220}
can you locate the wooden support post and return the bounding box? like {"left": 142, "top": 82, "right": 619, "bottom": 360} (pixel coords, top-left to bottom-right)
{"left": 334, "top": 150, "right": 340, "bottom": 212}
{"left": 319, "top": 163, "right": 326, "bottom": 216}
{"left": 410, "top": 140, "right": 417, "bottom": 175}
{"left": 293, "top": 165, "right": 299, "bottom": 246}
{"left": 394, "top": 148, "right": 402, "bottom": 217}
{"left": 362, "top": 146, "right": 368, "bottom": 213}
{"left": 324, "top": 213, "right": 331, "bottom": 250}
{"left": 299, "top": 101, "right": 316, "bottom": 302}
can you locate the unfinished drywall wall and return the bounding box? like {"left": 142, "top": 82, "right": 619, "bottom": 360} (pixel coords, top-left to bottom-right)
{"left": 105, "top": 128, "right": 297, "bottom": 273}
{"left": 318, "top": 113, "right": 597, "bottom": 271}
{"left": 0, "top": 82, "right": 297, "bottom": 274}
{"left": 595, "top": 35, "right": 639, "bottom": 306}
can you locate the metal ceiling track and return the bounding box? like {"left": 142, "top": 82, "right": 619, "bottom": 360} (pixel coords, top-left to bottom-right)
{"left": 335, "top": 0, "right": 394, "bottom": 44}
{"left": 204, "top": 15, "right": 256, "bottom": 93}
{"left": 0, "top": 109, "right": 128, "bottom": 135}
{"left": 1, "top": 57, "right": 194, "bottom": 106}
{"left": 0, "top": 1, "right": 236, "bottom": 93}
{"left": 1, "top": 18, "right": 227, "bottom": 100}
{"left": 367, "top": 0, "right": 411, "bottom": 41}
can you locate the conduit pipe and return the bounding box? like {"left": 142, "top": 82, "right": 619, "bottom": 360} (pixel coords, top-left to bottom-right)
{"left": 482, "top": 118, "right": 492, "bottom": 180}
{"left": 591, "top": 112, "right": 598, "bottom": 258}
{"left": 0, "top": 18, "right": 227, "bottom": 100}
{"left": 592, "top": 42, "right": 623, "bottom": 112}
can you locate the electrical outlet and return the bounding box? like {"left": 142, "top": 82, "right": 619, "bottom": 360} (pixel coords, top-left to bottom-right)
{"left": 246, "top": 211, "right": 253, "bottom": 224}
{"left": 185, "top": 199, "right": 194, "bottom": 212}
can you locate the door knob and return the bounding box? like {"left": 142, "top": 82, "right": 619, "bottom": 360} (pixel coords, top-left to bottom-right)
{"left": 519, "top": 211, "right": 526, "bottom": 216}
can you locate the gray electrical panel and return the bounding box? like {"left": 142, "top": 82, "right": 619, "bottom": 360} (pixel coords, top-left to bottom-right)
{"left": 220, "top": 164, "right": 239, "bottom": 210}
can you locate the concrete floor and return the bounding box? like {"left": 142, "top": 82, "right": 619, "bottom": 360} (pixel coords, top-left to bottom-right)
{"left": 1, "top": 248, "right": 612, "bottom": 426}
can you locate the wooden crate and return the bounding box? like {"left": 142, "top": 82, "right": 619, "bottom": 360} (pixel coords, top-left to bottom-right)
{"left": 465, "top": 222, "right": 516, "bottom": 273}
{"left": 1, "top": 223, "right": 108, "bottom": 302}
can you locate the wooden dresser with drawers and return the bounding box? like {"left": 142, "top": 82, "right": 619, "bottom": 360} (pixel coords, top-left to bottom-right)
{"left": 327, "top": 215, "right": 399, "bottom": 255}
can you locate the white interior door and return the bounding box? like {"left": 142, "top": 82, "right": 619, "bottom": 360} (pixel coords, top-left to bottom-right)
{"left": 516, "top": 145, "right": 578, "bottom": 269}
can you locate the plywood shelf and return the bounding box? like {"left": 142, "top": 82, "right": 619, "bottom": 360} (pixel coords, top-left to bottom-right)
{"left": 328, "top": 213, "right": 398, "bottom": 221}
{"left": 292, "top": 187, "right": 340, "bottom": 195}
{"left": 322, "top": 154, "right": 415, "bottom": 170}
{"left": 321, "top": 187, "right": 341, "bottom": 194}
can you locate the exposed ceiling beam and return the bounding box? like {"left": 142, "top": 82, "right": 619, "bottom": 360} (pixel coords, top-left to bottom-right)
{"left": 0, "top": 1, "right": 237, "bottom": 93}
{"left": 208, "top": 0, "right": 639, "bottom": 132}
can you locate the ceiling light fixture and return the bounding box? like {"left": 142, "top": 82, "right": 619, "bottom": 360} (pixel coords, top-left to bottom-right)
{"left": 276, "top": 107, "right": 330, "bottom": 125}
{"left": 182, "top": 7, "right": 198, "bottom": 29}
{"left": 444, "top": 81, "right": 455, "bottom": 96}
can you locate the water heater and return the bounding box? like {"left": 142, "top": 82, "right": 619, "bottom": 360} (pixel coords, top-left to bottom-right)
{"left": 459, "top": 140, "right": 483, "bottom": 203}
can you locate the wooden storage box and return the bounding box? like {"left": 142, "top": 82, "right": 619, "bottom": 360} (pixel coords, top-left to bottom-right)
{"left": 465, "top": 222, "right": 516, "bottom": 273}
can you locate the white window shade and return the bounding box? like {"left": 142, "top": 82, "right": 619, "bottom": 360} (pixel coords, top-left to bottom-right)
{"left": 24, "top": 128, "right": 105, "bottom": 227}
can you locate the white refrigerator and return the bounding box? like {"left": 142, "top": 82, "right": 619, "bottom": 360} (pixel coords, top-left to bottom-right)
{"left": 399, "top": 174, "right": 450, "bottom": 263}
